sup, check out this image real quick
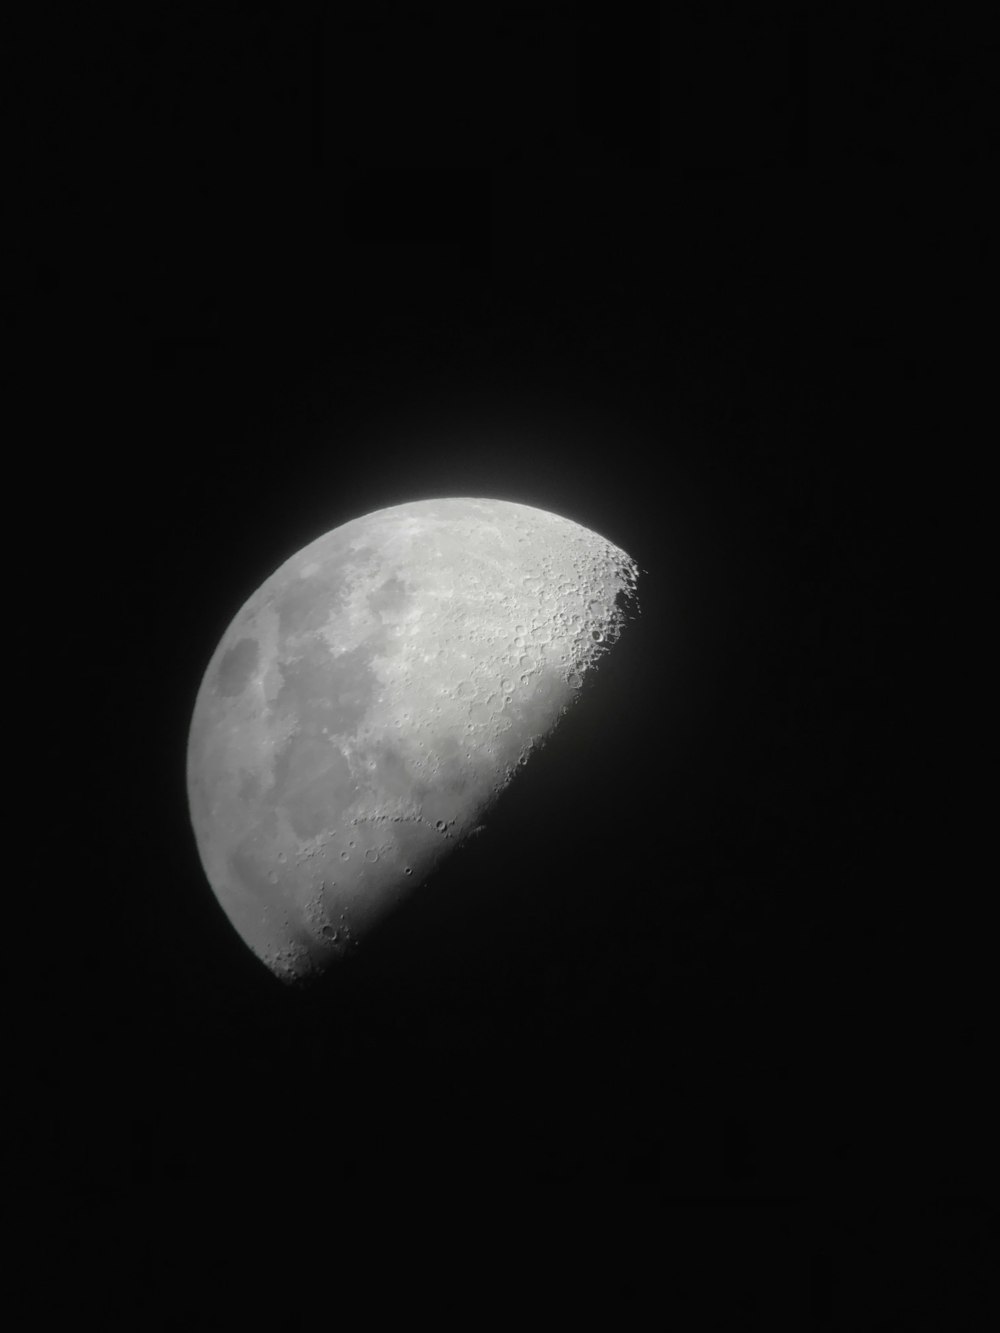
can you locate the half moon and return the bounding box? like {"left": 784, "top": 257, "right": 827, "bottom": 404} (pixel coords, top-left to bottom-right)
{"left": 186, "top": 497, "right": 640, "bottom": 982}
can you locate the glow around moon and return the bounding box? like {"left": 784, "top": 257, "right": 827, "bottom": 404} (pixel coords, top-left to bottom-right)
{"left": 187, "top": 498, "right": 640, "bottom": 983}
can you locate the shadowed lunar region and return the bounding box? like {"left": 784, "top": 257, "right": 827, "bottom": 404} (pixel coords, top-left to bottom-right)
{"left": 187, "top": 498, "right": 640, "bottom": 983}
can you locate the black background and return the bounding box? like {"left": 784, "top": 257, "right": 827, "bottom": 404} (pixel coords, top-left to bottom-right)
{"left": 24, "top": 6, "right": 988, "bottom": 1327}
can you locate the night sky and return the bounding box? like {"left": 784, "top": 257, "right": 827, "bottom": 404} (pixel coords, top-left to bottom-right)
{"left": 26, "top": 8, "right": 986, "bottom": 1326}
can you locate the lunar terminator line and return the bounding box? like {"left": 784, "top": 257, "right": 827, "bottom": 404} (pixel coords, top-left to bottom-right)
{"left": 186, "top": 498, "right": 640, "bottom": 982}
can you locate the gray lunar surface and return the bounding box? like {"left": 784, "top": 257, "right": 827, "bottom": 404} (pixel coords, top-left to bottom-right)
{"left": 187, "top": 498, "right": 640, "bottom": 982}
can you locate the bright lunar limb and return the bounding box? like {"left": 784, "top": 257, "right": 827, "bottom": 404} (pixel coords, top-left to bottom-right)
{"left": 186, "top": 498, "right": 640, "bottom": 983}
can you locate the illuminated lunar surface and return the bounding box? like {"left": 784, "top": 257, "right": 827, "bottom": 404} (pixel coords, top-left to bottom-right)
{"left": 187, "top": 498, "right": 640, "bottom": 983}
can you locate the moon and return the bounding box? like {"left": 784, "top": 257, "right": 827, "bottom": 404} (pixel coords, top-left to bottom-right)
{"left": 187, "top": 498, "right": 640, "bottom": 983}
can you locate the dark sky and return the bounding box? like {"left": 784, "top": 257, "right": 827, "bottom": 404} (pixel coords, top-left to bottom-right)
{"left": 25, "top": 8, "right": 986, "bottom": 1326}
